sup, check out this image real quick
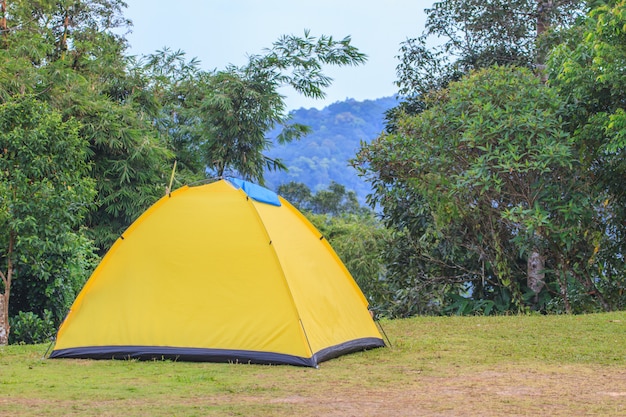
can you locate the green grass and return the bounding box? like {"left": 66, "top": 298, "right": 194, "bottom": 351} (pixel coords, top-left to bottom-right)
{"left": 1, "top": 312, "right": 625, "bottom": 416}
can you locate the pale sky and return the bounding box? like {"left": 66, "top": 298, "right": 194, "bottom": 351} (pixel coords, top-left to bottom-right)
{"left": 122, "top": 1, "right": 433, "bottom": 110}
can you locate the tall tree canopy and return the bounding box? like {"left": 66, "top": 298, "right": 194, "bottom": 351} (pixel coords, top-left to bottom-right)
{"left": 0, "top": 98, "right": 96, "bottom": 344}
{"left": 0, "top": 0, "right": 173, "bottom": 251}
{"left": 547, "top": 0, "right": 626, "bottom": 311}
{"left": 143, "top": 30, "right": 367, "bottom": 186}
{"left": 392, "top": 0, "right": 584, "bottom": 119}
{"left": 356, "top": 66, "right": 598, "bottom": 314}
{"left": 355, "top": 0, "right": 620, "bottom": 315}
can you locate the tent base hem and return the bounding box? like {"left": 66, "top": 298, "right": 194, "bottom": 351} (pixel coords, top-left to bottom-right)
{"left": 313, "top": 337, "right": 385, "bottom": 364}
{"left": 48, "top": 338, "right": 385, "bottom": 367}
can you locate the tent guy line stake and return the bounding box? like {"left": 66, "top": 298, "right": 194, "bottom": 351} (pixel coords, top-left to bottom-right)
{"left": 376, "top": 319, "right": 392, "bottom": 348}
{"left": 42, "top": 338, "right": 55, "bottom": 359}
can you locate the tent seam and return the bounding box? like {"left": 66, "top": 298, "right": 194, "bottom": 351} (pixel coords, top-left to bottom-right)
{"left": 241, "top": 191, "right": 315, "bottom": 361}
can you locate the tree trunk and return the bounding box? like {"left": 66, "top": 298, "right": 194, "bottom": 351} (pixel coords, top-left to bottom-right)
{"left": 536, "top": 0, "right": 553, "bottom": 37}
{"left": 1, "top": 0, "right": 6, "bottom": 30}
{"left": 527, "top": 250, "right": 545, "bottom": 304}
{"left": 536, "top": 0, "right": 553, "bottom": 81}
{"left": 0, "top": 292, "right": 7, "bottom": 345}
{"left": 527, "top": 1, "right": 554, "bottom": 305}
{"left": 0, "top": 232, "right": 15, "bottom": 346}
{"left": 558, "top": 270, "right": 572, "bottom": 314}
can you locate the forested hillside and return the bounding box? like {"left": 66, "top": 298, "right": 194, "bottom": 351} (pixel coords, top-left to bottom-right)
{"left": 264, "top": 97, "right": 398, "bottom": 202}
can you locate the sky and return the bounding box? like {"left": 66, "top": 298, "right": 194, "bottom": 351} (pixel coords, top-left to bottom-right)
{"left": 121, "top": 0, "right": 433, "bottom": 110}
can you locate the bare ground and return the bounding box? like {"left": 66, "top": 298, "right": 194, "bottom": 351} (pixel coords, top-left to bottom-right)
{"left": 232, "top": 365, "right": 626, "bottom": 416}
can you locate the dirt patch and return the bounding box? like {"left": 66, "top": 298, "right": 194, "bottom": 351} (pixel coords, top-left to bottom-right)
{"left": 208, "top": 366, "right": 626, "bottom": 416}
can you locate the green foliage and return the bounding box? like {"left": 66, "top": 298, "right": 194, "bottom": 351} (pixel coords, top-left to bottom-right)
{"left": 143, "top": 31, "right": 367, "bottom": 186}
{"left": 8, "top": 310, "right": 54, "bottom": 345}
{"left": 546, "top": 0, "right": 626, "bottom": 310}
{"left": 276, "top": 181, "right": 314, "bottom": 210}
{"left": 9, "top": 231, "right": 98, "bottom": 325}
{"left": 279, "top": 181, "right": 363, "bottom": 215}
{"left": 250, "top": 29, "right": 367, "bottom": 100}
{"left": 0, "top": 0, "right": 173, "bottom": 252}
{"left": 392, "top": 0, "right": 584, "bottom": 121}
{"left": 354, "top": 1, "right": 626, "bottom": 316}
{"left": 356, "top": 65, "right": 608, "bottom": 315}
{"left": 310, "top": 182, "right": 361, "bottom": 215}
{"left": 444, "top": 294, "right": 500, "bottom": 316}
{"left": 442, "top": 286, "right": 550, "bottom": 316}
{"left": 0, "top": 97, "right": 97, "bottom": 335}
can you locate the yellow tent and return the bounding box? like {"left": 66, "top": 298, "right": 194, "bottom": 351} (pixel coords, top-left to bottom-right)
{"left": 50, "top": 178, "right": 384, "bottom": 367}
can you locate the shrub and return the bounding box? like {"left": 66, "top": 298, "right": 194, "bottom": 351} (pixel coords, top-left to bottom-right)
{"left": 9, "top": 310, "right": 55, "bottom": 345}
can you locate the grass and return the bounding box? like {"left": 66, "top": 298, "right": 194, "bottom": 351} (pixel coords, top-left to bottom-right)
{"left": 1, "top": 312, "right": 625, "bottom": 416}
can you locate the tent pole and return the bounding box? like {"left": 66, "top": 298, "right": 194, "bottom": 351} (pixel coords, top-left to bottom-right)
{"left": 165, "top": 160, "right": 177, "bottom": 195}
{"left": 299, "top": 319, "right": 319, "bottom": 368}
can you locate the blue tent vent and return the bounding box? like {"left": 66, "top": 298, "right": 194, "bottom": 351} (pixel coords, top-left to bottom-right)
{"left": 226, "top": 178, "right": 281, "bottom": 207}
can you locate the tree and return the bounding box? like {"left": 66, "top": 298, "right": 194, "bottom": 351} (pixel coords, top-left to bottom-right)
{"left": 351, "top": 0, "right": 608, "bottom": 316}
{"left": 391, "top": 0, "right": 584, "bottom": 122}
{"left": 276, "top": 181, "right": 314, "bottom": 211}
{"left": 0, "top": 97, "right": 96, "bottom": 344}
{"left": 309, "top": 182, "right": 362, "bottom": 216}
{"left": 144, "top": 30, "right": 367, "bottom": 186}
{"left": 278, "top": 181, "right": 363, "bottom": 215}
{"left": 355, "top": 66, "right": 604, "bottom": 314}
{"left": 0, "top": 0, "right": 173, "bottom": 252}
{"left": 547, "top": 0, "right": 626, "bottom": 311}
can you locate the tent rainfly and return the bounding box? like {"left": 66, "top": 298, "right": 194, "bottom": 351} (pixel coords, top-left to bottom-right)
{"left": 49, "top": 178, "right": 384, "bottom": 367}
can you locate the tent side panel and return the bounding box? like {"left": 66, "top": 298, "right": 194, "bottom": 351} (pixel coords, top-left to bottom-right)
{"left": 253, "top": 197, "right": 383, "bottom": 356}
{"left": 49, "top": 346, "right": 316, "bottom": 367}
{"left": 55, "top": 186, "right": 191, "bottom": 336}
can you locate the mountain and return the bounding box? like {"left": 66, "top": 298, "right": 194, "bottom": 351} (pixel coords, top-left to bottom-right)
{"left": 264, "top": 96, "right": 398, "bottom": 203}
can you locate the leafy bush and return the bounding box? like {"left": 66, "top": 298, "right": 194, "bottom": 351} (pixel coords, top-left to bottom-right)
{"left": 9, "top": 310, "right": 55, "bottom": 345}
